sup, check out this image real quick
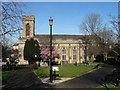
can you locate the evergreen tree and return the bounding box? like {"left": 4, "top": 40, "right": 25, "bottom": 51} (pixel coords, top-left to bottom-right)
{"left": 24, "top": 38, "right": 40, "bottom": 64}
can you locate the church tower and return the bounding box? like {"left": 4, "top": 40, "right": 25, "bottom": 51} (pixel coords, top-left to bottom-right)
{"left": 22, "top": 15, "right": 35, "bottom": 38}
{"left": 18, "top": 15, "right": 35, "bottom": 64}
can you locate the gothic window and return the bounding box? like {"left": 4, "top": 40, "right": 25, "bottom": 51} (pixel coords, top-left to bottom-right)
{"left": 62, "top": 47, "right": 66, "bottom": 60}
{"left": 73, "top": 47, "right": 77, "bottom": 60}
{"left": 26, "top": 23, "right": 30, "bottom": 36}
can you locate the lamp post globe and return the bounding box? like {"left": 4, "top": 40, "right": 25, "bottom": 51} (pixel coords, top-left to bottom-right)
{"left": 49, "top": 17, "right": 53, "bottom": 26}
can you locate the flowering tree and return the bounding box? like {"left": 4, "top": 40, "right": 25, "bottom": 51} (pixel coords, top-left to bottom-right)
{"left": 40, "top": 48, "right": 60, "bottom": 61}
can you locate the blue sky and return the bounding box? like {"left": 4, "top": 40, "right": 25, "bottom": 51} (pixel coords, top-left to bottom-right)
{"left": 24, "top": 2, "right": 118, "bottom": 35}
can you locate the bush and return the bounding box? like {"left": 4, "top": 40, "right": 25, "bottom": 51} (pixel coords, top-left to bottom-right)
{"left": 94, "top": 54, "right": 104, "bottom": 62}
{"left": 2, "top": 64, "right": 27, "bottom": 71}
{"left": 2, "top": 65, "right": 16, "bottom": 71}
{"left": 33, "top": 64, "right": 38, "bottom": 69}
{"left": 82, "top": 61, "right": 88, "bottom": 64}
{"left": 105, "top": 57, "right": 120, "bottom": 67}
{"left": 52, "top": 61, "right": 59, "bottom": 65}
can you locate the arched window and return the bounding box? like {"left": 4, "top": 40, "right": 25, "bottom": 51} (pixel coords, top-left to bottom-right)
{"left": 26, "top": 23, "right": 30, "bottom": 36}
{"left": 73, "top": 47, "right": 77, "bottom": 60}
{"left": 62, "top": 47, "right": 66, "bottom": 60}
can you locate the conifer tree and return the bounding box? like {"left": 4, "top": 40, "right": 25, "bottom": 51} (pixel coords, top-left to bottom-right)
{"left": 24, "top": 38, "right": 40, "bottom": 64}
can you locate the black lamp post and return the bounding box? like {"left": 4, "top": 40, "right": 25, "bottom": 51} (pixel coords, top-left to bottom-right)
{"left": 49, "top": 17, "right": 53, "bottom": 83}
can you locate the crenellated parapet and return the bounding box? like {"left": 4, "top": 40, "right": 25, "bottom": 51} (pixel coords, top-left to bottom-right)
{"left": 22, "top": 15, "right": 35, "bottom": 21}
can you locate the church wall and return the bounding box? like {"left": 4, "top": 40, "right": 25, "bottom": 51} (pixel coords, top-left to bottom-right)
{"left": 37, "top": 42, "right": 85, "bottom": 65}
{"left": 18, "top": 39, "right": 28, "bottom": 64}
{"left": 18, "top": 40, "right": 85, "bottom": 65}
{"left": 39, "top": 43, "right": 85, "bottom": 64}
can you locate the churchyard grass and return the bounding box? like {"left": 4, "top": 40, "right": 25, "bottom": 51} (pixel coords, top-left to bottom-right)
{"left": 94, "top": 84, "right": 120, "bottom": 90}
{"left": 34, "top": 62, "right": 100, "bottom": 78}
{"left": 2, "top": 70, "right": 16, "bottom": 81}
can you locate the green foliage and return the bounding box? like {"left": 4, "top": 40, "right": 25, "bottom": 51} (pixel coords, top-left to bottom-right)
{"left": 24, "top": 38, "right": 40, "bottom": 64}
{"left": 2, "top": 70, "right": 16, "bottom": 81}
{"left": 108, "top": 44, "right": 120, "bottom": 60}
{"left": 59, "top": 64, "right": 95, "bottom": 77}
{"left": 95, "top": 84, "right": 120, "bottom": 90}
{"left": 34, "top": 67, "right": 49, "bottom": 77}
{"left": 2, "top": 46, "right": 11, "bottom": 62}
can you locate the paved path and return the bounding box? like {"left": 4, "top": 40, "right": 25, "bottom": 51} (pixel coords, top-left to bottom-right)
{"left": 2, "top": 66, "right": 53, "bottom": 90}
{"left": 53, "top": 64, "right": 114, "bottom": 88}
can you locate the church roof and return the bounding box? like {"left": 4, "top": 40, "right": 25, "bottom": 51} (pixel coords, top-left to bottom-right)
{"left": 34, "top": 34, "right": 88, "bottom": 44}
{"left": 35, "top": 34, "right": 84, "bottom": 40}
{"left": 19, "top": 34, "right": 100, "bottom": 44}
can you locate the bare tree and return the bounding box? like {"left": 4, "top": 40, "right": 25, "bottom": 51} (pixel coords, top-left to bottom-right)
{"left": 109, "top": 15, "right": 120, "bottom": 43}
{"left": 0, "top": 2, "right": 28, "bottom": 46}
{"left": 80, "top": 13, "right": 103, "bottom": 35}
{"left": 108, "top": 15, "right": 120, "bottom": 60}
{"left": 80, "top": 13, "right": 105, "bottom": 62}
{"left": 96, "top": 25, "right": 116, "bottom": 44}
{"left": 80, "top": 13, "right": 117, "bottom": 62}
{"left": 81, "top": 13, "right": 120, "bottom": 63}
{"left": 80, "top": 13, "right": 114, "bottom": 43}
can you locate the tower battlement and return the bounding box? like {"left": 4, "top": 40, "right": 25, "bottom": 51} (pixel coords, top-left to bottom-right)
{"left": 22, "top": 15, "right": 35, "bottom": 21}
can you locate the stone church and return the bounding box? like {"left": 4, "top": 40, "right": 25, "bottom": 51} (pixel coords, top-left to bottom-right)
{"left": 18, "top": 15, "right": 94, "bottom": 64}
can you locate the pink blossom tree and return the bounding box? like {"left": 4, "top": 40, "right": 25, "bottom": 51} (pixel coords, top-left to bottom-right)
{"left": 40, "top": 48, "right": 60, "bottom": 62}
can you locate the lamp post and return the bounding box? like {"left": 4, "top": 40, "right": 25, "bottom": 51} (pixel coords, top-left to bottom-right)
{"left": 49, "top": 17, "right": 53, "bottom": 83}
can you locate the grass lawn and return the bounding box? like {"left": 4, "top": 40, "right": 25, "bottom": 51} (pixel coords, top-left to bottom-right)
{"left": 94, "top": 84, "right": 120, "bottom": 90}
{"left": 2, "top": 70, "right": 16, "bottom": 84}
{"left": 34, "top": 63, "right": 100, "bottom": 78}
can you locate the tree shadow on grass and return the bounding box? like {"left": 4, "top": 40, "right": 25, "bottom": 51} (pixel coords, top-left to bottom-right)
{"left": 97, "top": 68, "right": 120, "bottom": 90}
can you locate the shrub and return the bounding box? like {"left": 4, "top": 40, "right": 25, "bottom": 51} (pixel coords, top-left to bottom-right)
{"left": 94, "top": 54, "right": 104, "bottom": 62}
{"left": 2, "top": 64, "right": 27, "bottom": 71}
{"left": 33, "top": 63, "right": 38, "bottom": 69}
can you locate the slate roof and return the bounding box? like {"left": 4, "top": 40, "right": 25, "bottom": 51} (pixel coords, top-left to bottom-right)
{"left": 20, "top": 34, "right": 94, "bottom": 40}
{"left": 19, "top": 34, "right": 99, "bottom": 44}
{"left": 34, "top": 34, "right": 85, "bottom": 44}
{"left": 35, "top": 34, "right": 86, "bottom": 40}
